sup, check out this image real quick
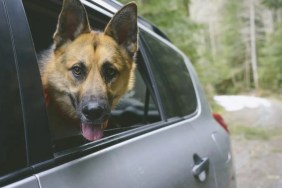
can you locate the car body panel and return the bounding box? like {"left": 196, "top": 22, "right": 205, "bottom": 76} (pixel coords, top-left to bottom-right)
{"left": 4, "top": 176, "right": 39, "bottom": 188}
{"left": 37, "top": 119, "right": 217, "bottom": 188}
{"left": 183, "top": 55, "right": 236, "bottom": 188}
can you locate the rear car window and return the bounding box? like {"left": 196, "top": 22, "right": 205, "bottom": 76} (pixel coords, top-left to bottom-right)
{"left": 0, "top": 0, "right": 27, "bottom": 176}
{"left": 141, "top": 29, "right": 197, "bottom": 118}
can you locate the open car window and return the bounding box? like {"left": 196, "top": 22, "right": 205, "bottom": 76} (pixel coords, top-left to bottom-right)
{"left": 23, "top": 0, "right": 161, "bottom": 152}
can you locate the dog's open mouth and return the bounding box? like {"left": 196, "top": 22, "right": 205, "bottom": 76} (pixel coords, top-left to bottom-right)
{"left": 81, "top": 121, "right": 108, "bottom": 141}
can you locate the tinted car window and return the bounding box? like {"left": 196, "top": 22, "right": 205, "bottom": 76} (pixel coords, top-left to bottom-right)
{"left": 0, "top": 0, "right": 27, "bottom": 176}
{"left": 141, "top": 29, "right": 197, "bottom": 118}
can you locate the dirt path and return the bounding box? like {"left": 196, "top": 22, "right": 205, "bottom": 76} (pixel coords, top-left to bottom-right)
{"left": 219, "top": 98, "right": 282, "bottom": 188}
{"left": 231, "top": 134, "right": 282, "bottom": 188}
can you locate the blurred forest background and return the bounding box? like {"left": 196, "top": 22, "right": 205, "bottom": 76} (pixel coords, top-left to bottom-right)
{"left": 120, "top": 0, "right": 282, "bottom": 98}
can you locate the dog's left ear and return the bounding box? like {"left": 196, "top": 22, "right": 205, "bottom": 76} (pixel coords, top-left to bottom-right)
{"left": 104, "top": 3, "right": 138, "bottom": 56}
{"left": 53, "top": 0, "right": 91, "bottom": 48}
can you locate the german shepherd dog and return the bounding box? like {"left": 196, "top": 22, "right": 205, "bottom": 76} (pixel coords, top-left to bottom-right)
{"left": 40, "top": 0, "right": 138, "bottom": 141}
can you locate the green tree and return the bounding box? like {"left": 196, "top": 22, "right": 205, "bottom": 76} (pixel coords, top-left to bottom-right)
{"left": 262, "top": 0, "right": 282, "bottom": 9}
{"left": 260, "top": 25, "right": 282, "bottom": 93}
{"left": 259, "top": 0, "right": 282, "bottom": 94}
{"left": 119, "top": 0, "right": 282, "bottom": 97}
{"left": 210, "top": 0, "right": 247, "bottom": 93}
{"left": 119, "top": 0, "right": 201, "bottom": 64}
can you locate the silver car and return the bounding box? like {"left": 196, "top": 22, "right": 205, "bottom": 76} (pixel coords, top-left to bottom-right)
{"left": 0, "top": 0, "right": 236, "bottom": 187}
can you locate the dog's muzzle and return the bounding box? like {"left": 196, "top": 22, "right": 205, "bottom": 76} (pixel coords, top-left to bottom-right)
{"left": 82, "top": 102, "right": 110, "bottom": 123}
{"left": 80, "top": 100, "right": 110, "bottom": 141}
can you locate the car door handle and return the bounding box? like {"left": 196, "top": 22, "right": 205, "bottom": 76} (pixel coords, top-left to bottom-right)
{"left": 192, "top": 154, "right": 209, "bottom": 182}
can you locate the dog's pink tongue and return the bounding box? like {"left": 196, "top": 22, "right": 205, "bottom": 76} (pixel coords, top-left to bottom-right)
{"left": 81, "top": 124, "right": 104, "bottom": 141}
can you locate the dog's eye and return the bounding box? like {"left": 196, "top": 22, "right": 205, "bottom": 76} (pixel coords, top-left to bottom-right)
{"left": 105, "top": 67, "right": 117, "bottom": 77}
{"left": 72, "top": 66, "right": 82, "bottom": 76}
{"left": 102, "top": 63, "right": 118, "bottom": 83}
{"left": 71, "top": 64, "right": 86, "bottom": 80}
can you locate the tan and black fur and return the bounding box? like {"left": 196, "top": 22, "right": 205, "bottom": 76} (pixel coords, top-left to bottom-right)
{"left": 40, "top": 0, "right": 138, "bottom": 141}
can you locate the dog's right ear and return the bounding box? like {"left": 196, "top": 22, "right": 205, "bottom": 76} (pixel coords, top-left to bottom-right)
{"left": 104, "top": 3, "right": 138, "bottom": 57}
{"left": 53, "top": 0, "right": 91, "bottom": 48}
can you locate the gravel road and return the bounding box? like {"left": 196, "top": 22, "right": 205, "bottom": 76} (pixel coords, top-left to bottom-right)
{"left": 219, "top": 98, "right": 282, "bottom": 188}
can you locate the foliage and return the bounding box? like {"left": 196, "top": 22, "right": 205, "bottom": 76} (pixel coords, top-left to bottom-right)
{"left": 209, "top": 0, "right": 247, "bottom": 94}
{"left": 262, "top": 0, "right": 282, "bottom": 9}
{"left": 119, "top": 0, "right": 282, "bottom": 96}
{"left": 119, "top": 0, "right": 201, "bottom": 64}
{"left": 260, "top": 25, "right": 282, "bottom": 93}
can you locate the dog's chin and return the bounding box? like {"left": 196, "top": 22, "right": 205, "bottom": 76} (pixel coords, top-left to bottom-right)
{"left": 81, "top": 121, "right": 108, "bottom": 141}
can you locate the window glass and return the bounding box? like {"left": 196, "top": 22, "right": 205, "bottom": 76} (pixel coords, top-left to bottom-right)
{"left": 23, "top": 0, "right": 161, "bottom": 151}
{"left": 141, "top": 29, "right": 197, "bottom": 118}
{"left": 0, "top": 0, "right": 27, "bottom": 176}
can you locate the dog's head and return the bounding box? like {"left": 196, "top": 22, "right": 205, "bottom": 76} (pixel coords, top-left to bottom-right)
{"left": 43, "top": 0, "right": 138, "bottom": 141}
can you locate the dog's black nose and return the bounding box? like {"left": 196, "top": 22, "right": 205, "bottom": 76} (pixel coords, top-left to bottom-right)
{"left": 82, "top": 102, "right": 109, "bottom": 122}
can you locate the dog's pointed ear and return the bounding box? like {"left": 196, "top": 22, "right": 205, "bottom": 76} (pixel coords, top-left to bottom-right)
{"left": 104, "top": 3, "right": 138, "bottom": 56}
{"left": 53, "top": 0, "right": 91, "bottom": 48}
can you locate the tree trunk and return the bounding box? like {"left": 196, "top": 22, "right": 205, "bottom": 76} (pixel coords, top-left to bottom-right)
{"left": 208, "top": 21, "right": 217, "bottom": 62}
{"left": 249, "top": 0, "right": 260, "bottom": 94}
{"left": 245, "top": 42, "right": 250, "bottom": 90}
{"left": 183, "top": 0, "right": 190, "bottom": 17}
